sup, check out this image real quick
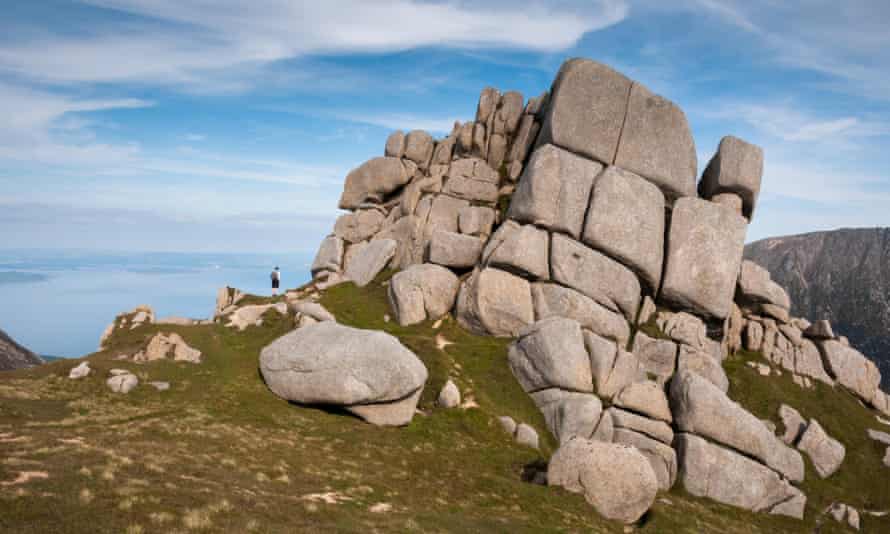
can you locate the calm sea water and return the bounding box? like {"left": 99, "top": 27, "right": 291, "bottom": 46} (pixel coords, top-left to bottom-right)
{"left": 0, "top": 249, "right": 311, "bottom": 358}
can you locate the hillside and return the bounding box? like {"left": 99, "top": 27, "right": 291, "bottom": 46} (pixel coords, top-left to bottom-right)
{"left": 745, "top": 229, "right": 890, "bottom": 385}
{"left": 0, "top": 327, "right": 43, "bottom": 371}
{"left": 0, "top": 276, "right": 888, "bottom": 533}
{"left": 3, "top": 57, "right": 890, "bottom": 533}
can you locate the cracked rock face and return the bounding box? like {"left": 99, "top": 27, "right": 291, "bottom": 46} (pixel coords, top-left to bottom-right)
{"left": 259, "top": 322, "right": 428, "bottom": 426}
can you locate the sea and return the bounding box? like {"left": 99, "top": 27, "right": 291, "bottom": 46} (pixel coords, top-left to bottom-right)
{"left": 0, "top": 249, "right": 312, "bottom": 359}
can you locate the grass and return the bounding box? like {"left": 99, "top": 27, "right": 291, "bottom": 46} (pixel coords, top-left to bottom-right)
{"left": 0, "top": 273, "right": 887, "bottom": 532}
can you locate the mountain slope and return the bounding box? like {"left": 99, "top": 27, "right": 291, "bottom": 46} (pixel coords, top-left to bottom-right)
{"left": 744, "top": 228, "right": 890, "bottom": 385}
{"left": 0, "top": 327, "right": 43, "bottom": 371}
{"left": 1, "top": 276, "right": 888, "bottom": 532}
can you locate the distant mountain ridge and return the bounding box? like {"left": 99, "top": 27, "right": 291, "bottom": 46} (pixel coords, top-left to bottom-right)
{"left": 0, "top": 327, "right": 44, "bottom": 371}
{"left": 744, "top": 227, "right": 890, "bottom": 385}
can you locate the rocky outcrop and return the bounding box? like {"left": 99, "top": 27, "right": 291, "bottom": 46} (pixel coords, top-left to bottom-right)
{"left": 0, "top": 328, "right": 43, "bottom": 371}
{"left": 133, "top": 333, "right": 202, "bottom": 364}
{"left": 259, "top": 322, "right": 428, "bottom": 426}
{"left": 744, "top": 228, "right": 890, "bottom": 387}
{"left": 98, "top": 305, "right": 155, "bottom": 349}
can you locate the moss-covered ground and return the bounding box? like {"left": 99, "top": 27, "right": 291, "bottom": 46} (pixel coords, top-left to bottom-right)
{"left": 0, "top": 272, "right": 887, "bottom": 532}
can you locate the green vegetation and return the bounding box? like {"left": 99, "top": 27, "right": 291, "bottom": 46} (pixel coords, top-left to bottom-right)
{"left": 0, "top": 274, "right": 886, "bottom": 532}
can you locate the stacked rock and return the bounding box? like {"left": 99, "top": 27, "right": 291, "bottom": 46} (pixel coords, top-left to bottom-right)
{"left": 309, "top": 57, "right": 890, "bottom": 522}
{"left": 311, "top": 86, "right": 548, "bottom": 288}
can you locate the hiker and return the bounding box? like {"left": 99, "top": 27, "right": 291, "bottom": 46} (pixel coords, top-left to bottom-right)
{"left": 270, "top": 266, "right": 281, "bottom": 296}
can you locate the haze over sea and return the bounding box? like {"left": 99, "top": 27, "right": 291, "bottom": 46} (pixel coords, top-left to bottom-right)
{"left": 0, "top": 249, "right": 311, "bottom": 359}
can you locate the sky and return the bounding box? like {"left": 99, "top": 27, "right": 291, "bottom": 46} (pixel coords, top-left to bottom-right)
{"left": 2, "top": 0, "right": 890, "bottom": 254}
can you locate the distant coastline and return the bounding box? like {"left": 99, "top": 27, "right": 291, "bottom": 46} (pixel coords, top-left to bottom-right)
{"left": 0, "top": 271, "right": 49, "bottom": 285}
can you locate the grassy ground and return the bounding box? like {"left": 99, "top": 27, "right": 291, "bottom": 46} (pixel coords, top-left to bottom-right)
{"left": 0, "top": 273, "right": 887, "bottom": 532}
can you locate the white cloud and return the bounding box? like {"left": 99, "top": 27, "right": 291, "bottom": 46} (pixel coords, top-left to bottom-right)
{"left": 0, "top": 1, "right": 628, "bottom": 92}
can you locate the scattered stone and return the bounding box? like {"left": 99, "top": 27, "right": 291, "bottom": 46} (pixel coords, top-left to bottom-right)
{"left": 515, "top": 423, "right": 539, "bottom": 449}
{"left": 133, "top": 332, "right": 202, "bottom": 363}
{"left": 867, "top": 428, "right": 890, "bottom": 445}
{"left": 68, "top": 362, "right": 91, "bottom": 379}
{"left": 498, "top": 416, "right": 517, "bottom": 436}
{"left": 437, "top": 380, "right": 461, "bottom": 409}
{"left": 107, "top": 372, "right": 138, "bottom": 394}
{"left": 797, "top": 419, "right": 845, "bottom": 478}
{"left": 259, "top": 322, "right": 428, "bottom": 426}
{"left": 149, "top": 381, "right": 170, "bottom": 391}
{"left": 548, "top": 438, "right": 658, "bottom": 524}
{"left": 826, "top": 503, "right": 861, "bottom": 531}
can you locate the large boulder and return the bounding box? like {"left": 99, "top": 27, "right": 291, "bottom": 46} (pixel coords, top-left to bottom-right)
{"left": 530, "top": 389, "right": 603, "bottom": 444}
{"left": 481, "top": 221, "right": 550, "bottom": 280}
{"left": 660, "top": 198, "right": 747, "bottom": 320}
{"left": 404, "top": 130, "right": 434, "bottom": 170}
{"left": 581, "top": 166, "right": 666, "bottom": 290}
{"left": 670, "top": 371, "right": 805, "bottom": 482}
{"left": 259, "top": 322, "right": 428, "bottom": 426}
{"left": 384, "top": 130, "right": 405, "bottom": 158}
{"left": 311, "top": 235, "right": 344, "bottom": 276}
{"left": 334, "top": 209, "right": 386, "bottom": 244}
{"left": 428, "top": 230, "right": 483, "bottom": 269}
{"left": 676, "top": 433, "right": 806, "bottom": 518}
{"left": 550, "top": 233, "right": 641, "bottom": 321}
{"left": 532, "top": 283, "right": 630, "bottom": 347}
{"left": 656, "top": 311, "right": 708, "bottom": 351}
{"left": 373, "top": 215, "right": 424, "bottom": 270}
{"left": 508, "top": 318, "right": 592, "bottom": 393}
{"left": 548, "top": 438, "right": 658, "bottom": 524}
{"left": 614, "top": 82, "right": 697, "bottom": 200}
{"left": 458, "top": 206, "right": 496, "bottom": 237}
{"left": 818, "top": 340, "right": 881, "bottom": 404}
{"left": 507, "top": 144, "right": 601, "bottom": 239}
{"left": 608, "top": 407, "right": 674, "bottom": 445}
{"left": 536, "top": 59, "right": 632, "bottom": 166}
{"left": 698, "top": 136, "right": 763, "bottom": 220}
{"left": 343, "top": 239, "right": 398, "bottom": 287}
{"left": 796, "top": 419, "right": 845, "bottom": 478}
{"left": 794, "top": 339, "right": 834, "bottom": 385}
{"left": 737, "top": 260, "right": 791, "bottom": 309}
{"left": 339, "top": 157, "right": 413, "bottom": 210}
{"left": 388, "top": 264, "right": 460, "bottom": 326}
{"left": 455, "top": 268, "right": 534, "bottom": 337}
{"left": 612, "top": 427, "right": 677, "bottom": 490}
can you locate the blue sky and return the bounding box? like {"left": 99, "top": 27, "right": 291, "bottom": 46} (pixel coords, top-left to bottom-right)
{"left": 2, "top": 0, "right": 889, "bottom": 253}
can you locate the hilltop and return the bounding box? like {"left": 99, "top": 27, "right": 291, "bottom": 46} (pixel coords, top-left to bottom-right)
{"left": 0, "top": 327, "right": 43, "bottom": 371}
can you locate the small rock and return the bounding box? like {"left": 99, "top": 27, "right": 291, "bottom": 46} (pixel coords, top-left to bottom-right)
{"left": 107, "top": 373, "right": 138, "bottom": 394}
{"left": 498, "top": 416, "right": 517, "bottom": 436}
{"left": 68, "top": 362, "right": 91, "bottom": 379}
{"left": 867, "top": 428, "right": 890, "bottom": 445}
{"left": 149, "top": 381, "right": 170, "bottom": 391}
{"left": 515, "top": 423, "right": 539, "bottom": 449}
{"left": 437, "top": 380, "right": 461, "bottom": 409}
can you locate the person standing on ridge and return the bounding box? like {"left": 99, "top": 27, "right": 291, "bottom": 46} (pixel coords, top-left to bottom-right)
{"left": 271, "top": 266, "right": 281, "bottom": 296}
